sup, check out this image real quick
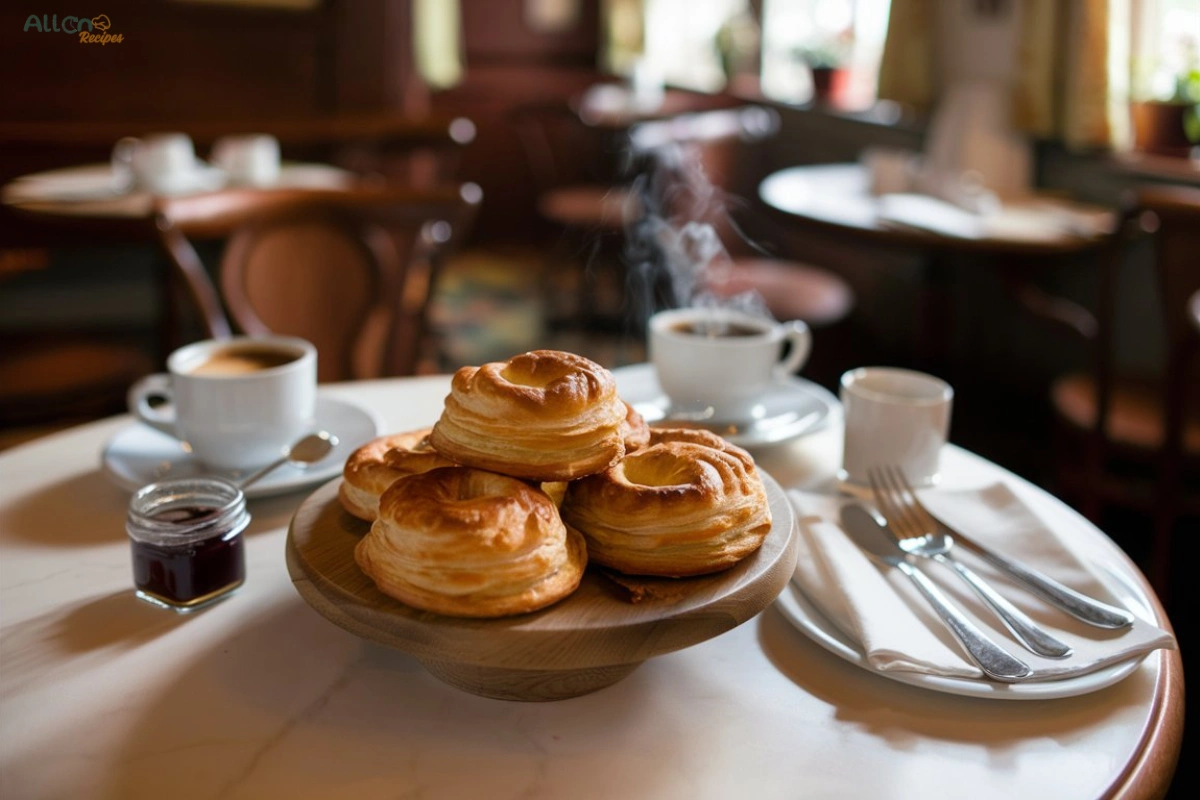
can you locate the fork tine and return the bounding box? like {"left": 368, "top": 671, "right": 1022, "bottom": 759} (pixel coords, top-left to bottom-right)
{"left": 866, "top": 467, "right": 896, "bottom": 528}
{"left": 867, "top": 466, "right": 915, "bottom": 539}
{"left": 873, "top": 465, "right": 916, "bottom": 542}
{"left": 886, "top": 465, "right": 940, "bottom": 533}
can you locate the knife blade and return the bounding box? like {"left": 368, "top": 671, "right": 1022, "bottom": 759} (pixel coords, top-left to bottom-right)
{"left": 839, "top": 505, "right": 1033, "bottom": 682}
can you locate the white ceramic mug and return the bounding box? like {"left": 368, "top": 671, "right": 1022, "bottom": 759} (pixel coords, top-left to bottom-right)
{"left": 111, "top": 133, "right": 199, "bottom": 193}
{"left": 211, "top": 134, "right": 281, "bottom": 186}
{"left": 127, "top": 336, "right": 317, "bottom": 471}
{"left": 839, "top": 367, "right": 953, "bottom": 487}
{"left": 649, "top": 307, "right": 812, "bottom": 422}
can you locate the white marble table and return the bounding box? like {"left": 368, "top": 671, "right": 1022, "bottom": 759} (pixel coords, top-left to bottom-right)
{"left": 0, "top": 376, "right": 1183, "bottom": 799}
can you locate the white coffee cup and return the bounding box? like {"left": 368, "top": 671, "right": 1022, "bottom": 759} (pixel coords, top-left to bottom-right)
{"left": 127, "top": 336, "right": 317, "bottom": 471}
{"left": 111, "top": 133, "right": 200, "bottom": 193}
{"left": 839, "top": 367, "right": 953, "bottom": 487}
{"left": 649, "top": 307, "right": 812, "bottom": 422}
{"left": 211, "top": 134, "right": 281, "bottom": 186}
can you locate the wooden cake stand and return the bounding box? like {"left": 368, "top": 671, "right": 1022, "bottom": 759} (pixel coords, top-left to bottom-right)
{"left": 286, "top": 473, "right": 797, "bottom": 701}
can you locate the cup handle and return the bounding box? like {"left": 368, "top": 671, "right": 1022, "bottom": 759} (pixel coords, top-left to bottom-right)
{"left": 127, "top": 374, "right": 179, "bottom": 439}
{"left": 773, "top": 320, "right": 812, "bottom": 377}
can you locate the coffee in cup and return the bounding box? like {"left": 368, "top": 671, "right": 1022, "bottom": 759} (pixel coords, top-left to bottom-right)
{"left": 649, "top": 307, "right": 812, "bottom": 422}
{"left": 127, "top": 336, "right": 317, "bottom": 471}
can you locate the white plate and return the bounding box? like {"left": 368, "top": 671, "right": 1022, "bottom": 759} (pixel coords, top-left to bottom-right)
{"left": 612, "top": 363, "right": 837, "bottom": 447}
{"left": 773, "top": 562, "right": 1152, "bottom": 700}
{"left": 101, "top": 394, "right": 382, "bottom": 499}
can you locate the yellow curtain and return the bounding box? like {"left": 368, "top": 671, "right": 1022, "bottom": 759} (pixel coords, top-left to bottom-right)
{"left": 413, "top": 0, "right": 464, "bottom": 90}
{"left": 601, "top": 0, "right": 646, "bottom": 75}
{"left": 876, "top": 0, "right": 936, "bottom": 115}
{"left": 879, "top": 0, "right": 1124, "bottom": 151}
{"left": 1012, "top": 0, "right": 1126, "bottom": 150}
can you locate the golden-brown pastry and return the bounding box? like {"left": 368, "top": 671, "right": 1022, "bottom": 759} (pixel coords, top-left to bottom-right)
{"left": 338, "top": 429, "right": 456, "bottom": 521}
{"left": 621, "top": 400, "right": 651, "bottom": 452}
{"left": 430, "top": 350, "right": 628, "bottom": 481}
{"left": 355, "top": 467, "right": 587, "bottom": 617}
{"left": 561, "top": 429, "right": 771, "bottom": 577}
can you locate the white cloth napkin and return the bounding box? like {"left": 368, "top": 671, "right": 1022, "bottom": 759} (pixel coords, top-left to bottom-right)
{"left": 788, "top": 484, "right": 1176, "bottom": 681}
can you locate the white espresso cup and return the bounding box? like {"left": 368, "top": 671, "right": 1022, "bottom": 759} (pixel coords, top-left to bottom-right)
{"left": 111, "top": 133, "right": 199, "bottom": 193}
{"left": 839, "top": 367, "right": 953, "bottom": 488}
{"left": 127, "top": 336, "right": 317, "bottom": 471}
{"left": 649, "top": 307, "right": 812, "bottom": 422}
{"left": 211, "top": 134, "right": 281, "bottom": 186}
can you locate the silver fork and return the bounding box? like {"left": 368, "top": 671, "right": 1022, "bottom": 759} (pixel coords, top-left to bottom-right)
{"left": 868, "top": 465, "right": 1073, "bottom": 659}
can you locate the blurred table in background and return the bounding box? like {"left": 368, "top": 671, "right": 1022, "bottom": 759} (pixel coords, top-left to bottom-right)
{"left": 759, "top": 163, "right": 1119, "bottom": 368}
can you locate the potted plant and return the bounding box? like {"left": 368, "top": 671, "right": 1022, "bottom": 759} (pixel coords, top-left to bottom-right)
{"left": 1130, "top": 46, "right": 1200, "bottom": 157}
{"left": 792, "top": 35, "right": 852, "bottom": 107}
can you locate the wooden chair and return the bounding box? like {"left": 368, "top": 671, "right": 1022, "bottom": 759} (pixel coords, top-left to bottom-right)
{"left": 155, "top": 184, "right": 482, "bottom": 382}
{"left": 628, "top": 106, "right": 856, "bottom": 329}
{"left": 1046, "top": 185, "right": 1200, "bottom": 597}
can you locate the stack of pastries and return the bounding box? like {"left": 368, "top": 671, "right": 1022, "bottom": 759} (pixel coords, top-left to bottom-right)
{"left": 341, "top": 349, "right": 772, "bottom": 618}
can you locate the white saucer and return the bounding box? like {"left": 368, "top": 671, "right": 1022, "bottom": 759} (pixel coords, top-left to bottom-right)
{"left": 773, "top": 563, "right": 1150, "bottom": 700}
{"left": 612, "top": 363, "right": 838, "bottom": 447}
{"left": 101, "top": 395, "right": 382, "bottom": 499}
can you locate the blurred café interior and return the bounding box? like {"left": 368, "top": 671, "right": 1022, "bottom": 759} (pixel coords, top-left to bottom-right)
{"left": 1, "top": 0, "right": 1197, "bottom": 635}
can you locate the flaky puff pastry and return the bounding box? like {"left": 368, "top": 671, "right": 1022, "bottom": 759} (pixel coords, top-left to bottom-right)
{"left": 339, "top": 429, "right": 457, "bottom": 521}
{"left": 430, "top": 350, "right": 628, "bottom": 481}
{"left": 561, "top": 429, "right": 772, "bottom": 577}
{"left": 355, "top": 467, "right": 587, "bottom": 617}
{"left": 621, "top": 400, "right": 651, "bottom": 452}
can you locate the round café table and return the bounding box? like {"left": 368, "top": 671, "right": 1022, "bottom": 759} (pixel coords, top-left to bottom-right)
{"left": 0, "top": 162, "right": 357, "bottom": 354}
{"left": 758, "top": 163, "right": 1117, "bottom": 256}
{"left": 759, "top": 163, "right": 1122, "bottom": 366}
{"left": 0, "top": 374, "right": 1183, "bottom": 799}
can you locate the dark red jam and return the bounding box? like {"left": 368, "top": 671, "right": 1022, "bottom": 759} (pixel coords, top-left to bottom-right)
{"left": 127, "top": 478, "right": 250, "bottom": 612}
{"left": 131, "top": 526, "right": 245, "bottom": 608}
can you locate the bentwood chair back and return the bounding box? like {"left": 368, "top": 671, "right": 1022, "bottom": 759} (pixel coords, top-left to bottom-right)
{"left": 1047, "top": 184, "right": 1200, "bottom": 598}
{"left": 155, "top": 184, "right": 481, "bottom": 381}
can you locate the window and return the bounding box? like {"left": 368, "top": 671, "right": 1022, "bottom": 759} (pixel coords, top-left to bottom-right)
{"left": 760, "top": 0, "right": 892, "bottom": 109}
{"left": 641, "top": 0, "right": 751, "bottom": 92}
{"left": 1130, "top": 0, "right": 1199, "bottom": 103}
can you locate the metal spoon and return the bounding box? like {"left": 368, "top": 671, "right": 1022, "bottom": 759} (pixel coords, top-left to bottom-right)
{"left": 237, "top": 431, "right": 339, "bottom": 490}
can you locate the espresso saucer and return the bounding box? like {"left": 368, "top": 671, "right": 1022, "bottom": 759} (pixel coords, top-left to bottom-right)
{"left": 612, "top": 363, "right": 838, "bottom": 447}
{"left": 101, "top": 394, "right": 382, "bottom": 499}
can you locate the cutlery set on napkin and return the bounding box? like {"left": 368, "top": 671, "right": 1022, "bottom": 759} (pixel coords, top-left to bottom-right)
{"left": 787, "top": 483, "right": 1176, "bottom": 686}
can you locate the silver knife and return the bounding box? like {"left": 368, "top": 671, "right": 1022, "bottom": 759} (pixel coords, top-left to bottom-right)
{"left": 839, "top": 505, "right": 1033, "bottom": 683}
{"left": 923, "top": 510, "right": 1135, "bottom": 630}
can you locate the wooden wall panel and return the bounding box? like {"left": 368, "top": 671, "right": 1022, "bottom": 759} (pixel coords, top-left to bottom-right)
{"left": 0, "top": 2, "right": 332, "bottom": 123}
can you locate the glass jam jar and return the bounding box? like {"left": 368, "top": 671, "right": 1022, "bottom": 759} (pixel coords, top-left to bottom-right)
{"left": 126, "top": 477, "right": 250, "bottom": 612}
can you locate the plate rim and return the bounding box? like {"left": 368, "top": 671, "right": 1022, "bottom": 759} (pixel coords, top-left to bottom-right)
{"left": 773, "top": 561, "right": 1151, "bottom": 700}
{"left": 99, "top": 393, "right": 383, "bottom": 498}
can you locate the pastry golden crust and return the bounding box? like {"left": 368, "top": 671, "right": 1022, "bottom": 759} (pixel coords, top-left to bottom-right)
{"left": 430, "top": 350, "right": 628, "bottom": 481}
{"left": 355, "top": 467, "right": 587, "bottom": 618}
{"left": 561, "top": 430, "right": 771, "bottom": 577}
{"left": 621, "top": 400, "right": 651, "bottom": 452}
{"left": 338, "top": 429, "right": 456, "bottom": 521}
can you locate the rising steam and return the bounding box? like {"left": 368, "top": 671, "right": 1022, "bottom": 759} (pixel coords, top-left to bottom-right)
{"left": 621, "top": 132, "right": 772, "bottom": 334}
